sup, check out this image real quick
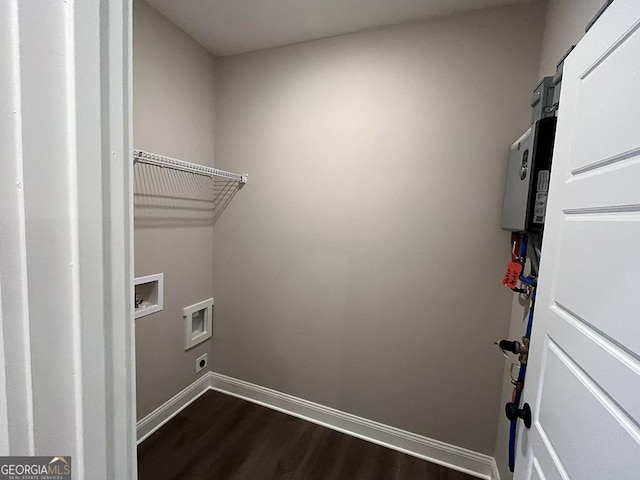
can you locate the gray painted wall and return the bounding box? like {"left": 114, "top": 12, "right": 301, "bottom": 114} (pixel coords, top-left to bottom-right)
{"left": 493, "top": 0, "right": 606, "bottom": 477}
{"left": 133, "top": 0, "right": 217, "bottom": 419}
{"left": 538, "top": 0, "right": 606, "bottom": 77}
{"left": 212, "top": 2, "right": 545, "bottom": 455}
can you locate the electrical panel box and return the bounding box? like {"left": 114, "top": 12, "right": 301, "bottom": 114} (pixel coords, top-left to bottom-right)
{"left": 551, "top": 46, "right": 574, "bottom": 108}
{"left": 501, "top": 117, "right": 557, "bottom": 233}
{"left": 530, "top": 77, "right": 555, "bottom": 124}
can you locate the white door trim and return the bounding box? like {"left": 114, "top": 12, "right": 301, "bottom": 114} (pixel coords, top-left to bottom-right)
{"left": 0, "top": 0, "right": 35, "bottom": 456}
{"left": 0, "top": 1, "right": 135, "bottom": 477}
{"left": 102, "top": 1, "right": 137, "bottom": 477}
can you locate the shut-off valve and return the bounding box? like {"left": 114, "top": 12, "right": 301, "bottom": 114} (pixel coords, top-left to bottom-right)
{"left": 497, "top": 337, "right": 530, "bottom": 364}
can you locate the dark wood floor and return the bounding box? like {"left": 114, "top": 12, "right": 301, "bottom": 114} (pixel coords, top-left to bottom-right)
{"left": 138, "top": 391, "right": 477, "bottom": 480}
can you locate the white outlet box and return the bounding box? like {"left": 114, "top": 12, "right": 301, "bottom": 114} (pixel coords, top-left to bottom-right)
{"left": 195, "top": 353, "right": 208, "bottom": 374}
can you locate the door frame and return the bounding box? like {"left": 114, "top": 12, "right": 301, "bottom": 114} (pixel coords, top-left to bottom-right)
{"left": 0, "top": 0, "right": 136, "bottom": 477}
{"left": 102, "top": 0, "right": 137, "bottom": 477}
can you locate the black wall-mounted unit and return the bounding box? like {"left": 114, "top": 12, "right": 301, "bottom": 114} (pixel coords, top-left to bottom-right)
{"left": 500, "top": 116, "right": 557, "bottom": 233}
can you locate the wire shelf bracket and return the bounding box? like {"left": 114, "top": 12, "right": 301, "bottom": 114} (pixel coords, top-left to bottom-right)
{"left": 133, "top": 149, "right": 248, "bottom": 184}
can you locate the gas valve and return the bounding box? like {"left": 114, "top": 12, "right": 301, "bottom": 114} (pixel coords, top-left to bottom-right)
{"left": 498, "top": 337, "right": 529, "bottom": 364}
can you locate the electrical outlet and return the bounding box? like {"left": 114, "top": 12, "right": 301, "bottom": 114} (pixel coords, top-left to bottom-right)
{"left": 195, "top": 353, "right": 208, "bottom": 374}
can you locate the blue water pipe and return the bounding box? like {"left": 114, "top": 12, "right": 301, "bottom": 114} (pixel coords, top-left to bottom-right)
{"left": 508, "top": 287, "right": 536, "bottom": 472}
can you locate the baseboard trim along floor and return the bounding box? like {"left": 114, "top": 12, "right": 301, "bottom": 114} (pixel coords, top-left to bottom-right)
{"left": 136, "top": 373, "right": 212, "bottom": 444}
{"left": 136, "top": 371, "right": 500, "bottom": 480}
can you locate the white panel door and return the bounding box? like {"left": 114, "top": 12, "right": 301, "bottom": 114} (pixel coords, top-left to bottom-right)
{"left": 514, "top": 1, "right": 640, "bottom": 479}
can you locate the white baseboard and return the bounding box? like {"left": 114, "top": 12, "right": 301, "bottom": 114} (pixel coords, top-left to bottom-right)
{"left": 210, "top": 372, "right": 498, "bottom": 480}
{"left": 491, "top": 459, "right": 502, "bottom": 480}
{"left": 137, "top": 371, "right": 500, "bottom": 480}
{"left": 136, "top": 373, "right": 212, "bottom": 444}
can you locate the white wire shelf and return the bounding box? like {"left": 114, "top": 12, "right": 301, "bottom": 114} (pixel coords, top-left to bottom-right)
{"left": 133, "top": 149, "right": 247, "bottom": 184}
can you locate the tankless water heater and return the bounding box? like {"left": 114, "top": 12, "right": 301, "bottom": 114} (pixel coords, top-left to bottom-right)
{"left": 500, "top": 116, "right": 556, "bottom": 233}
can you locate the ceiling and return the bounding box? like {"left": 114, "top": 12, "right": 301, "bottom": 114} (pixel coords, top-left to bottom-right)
{"left": 145, "top": 0, "right": 533, "bottom": 56}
